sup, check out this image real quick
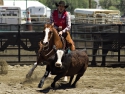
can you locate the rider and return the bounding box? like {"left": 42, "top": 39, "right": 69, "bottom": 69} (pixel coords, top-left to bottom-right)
{"left": 50, "top": 0, "right": 75, "bottom": 51}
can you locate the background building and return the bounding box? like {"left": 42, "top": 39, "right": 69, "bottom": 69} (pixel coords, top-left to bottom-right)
{"left": 3, "top": 0, "right": 51, "bottom": 18}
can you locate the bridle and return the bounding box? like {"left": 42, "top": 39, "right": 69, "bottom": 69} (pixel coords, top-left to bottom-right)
{"left": 39, "top": 29, "right": 66, "bottom": 57}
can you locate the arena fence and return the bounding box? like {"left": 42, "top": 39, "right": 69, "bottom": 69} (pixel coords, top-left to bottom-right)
{"left": 0, "top": 23, "right": 125, "bottom": 65}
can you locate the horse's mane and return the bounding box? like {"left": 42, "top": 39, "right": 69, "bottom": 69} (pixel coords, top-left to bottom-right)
{"left": 51, "top": 24, "right": 59, "bottom": 35}
{"left": 48, "top": 24, "right": 62, "bottom": 40}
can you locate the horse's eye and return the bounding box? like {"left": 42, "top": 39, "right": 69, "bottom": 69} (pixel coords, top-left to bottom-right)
{"left": 49, "top": 31, "right": 52, "bottom": 34}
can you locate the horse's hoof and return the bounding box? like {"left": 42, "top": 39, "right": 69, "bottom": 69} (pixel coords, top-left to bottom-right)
{"left": 51, "top": 83, "right": 55, "bottom": 88}
{"left": 38, "top": 84, "right": 41, "bottom": 88}
{"left": 71, "top": 84, "right": 76, "bottom": 88}
{"left": 26, "top": 74, "right": 31, "bottom": 78}
{"left": 26, "top": 72, "right": 33, "bottom": 78}
{"left": 38, "top": 83, "right": 42, "bottom": 88}
{"left": 38, "top": 82, "right": 44, "bottom": 88}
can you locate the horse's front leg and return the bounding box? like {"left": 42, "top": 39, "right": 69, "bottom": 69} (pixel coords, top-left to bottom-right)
{"left": 38, "top": 69, "right": 50, "bottom": 88}
{"left": 26, "top": 62, "right": 37, "bottom": 78}
{"left": 51, "top": 74, "right": 64, "bottom": 88}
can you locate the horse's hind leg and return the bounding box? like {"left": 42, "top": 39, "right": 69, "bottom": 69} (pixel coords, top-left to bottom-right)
{"left": 26, "top": 62, "right": 37, "bottom": 78}
{"left": 68, "top": 76, "right": 74, "bottom": 86}
{"left": 71, "top": 74, "right": 82, "bottom": 87}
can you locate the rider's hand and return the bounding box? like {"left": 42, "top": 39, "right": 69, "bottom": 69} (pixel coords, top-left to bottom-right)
{"left": 59, "top": 31, "right": 63, "bottom": 36}
{"left": 58, "top": 26, "right": 62, "bottom": 31}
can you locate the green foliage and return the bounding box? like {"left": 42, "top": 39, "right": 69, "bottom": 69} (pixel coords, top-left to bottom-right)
{"left": 99, "top": 0, "right": 125, "bottom": 15}
{"left": 37, "top": 0, "right": 125, "bottom": 15}
{"left": 108, "top": 6, "right": 118, "bottom": 10}
{"left": 100, "top": 0, "right": 120, "bottom": 9}
{"left": 38, "top": 0, "right": 96, "bottom": 14}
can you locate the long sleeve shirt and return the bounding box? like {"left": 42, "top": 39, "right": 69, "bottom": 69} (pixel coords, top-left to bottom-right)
{"left": 50, "top": 10, "right": 71, "bottom": 33}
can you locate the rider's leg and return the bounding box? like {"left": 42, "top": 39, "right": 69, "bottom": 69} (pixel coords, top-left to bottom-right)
{"left": 65, "top": 32, "right": 75, "bottom": 51}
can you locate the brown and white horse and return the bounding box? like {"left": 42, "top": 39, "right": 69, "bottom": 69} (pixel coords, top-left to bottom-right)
{"left": 26, "top": 23, "right": 68, "bottom": 81}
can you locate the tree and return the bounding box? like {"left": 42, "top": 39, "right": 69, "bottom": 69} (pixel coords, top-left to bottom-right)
{"left": 38, "top": 0, "right": 96, "bottom": 14}
{"left": 99, "top": 0, "right": 125, "bottom": 15}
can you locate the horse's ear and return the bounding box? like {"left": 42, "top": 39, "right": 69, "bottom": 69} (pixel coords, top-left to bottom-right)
{"left": 45, "top": 24, "right": 47, "bottom": 27}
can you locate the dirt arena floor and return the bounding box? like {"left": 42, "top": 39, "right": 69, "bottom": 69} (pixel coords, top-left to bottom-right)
{"left": 0, "top": 64, "right": 125, "bottom": 94}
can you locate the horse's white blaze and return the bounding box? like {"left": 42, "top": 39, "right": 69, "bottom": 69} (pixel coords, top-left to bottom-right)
{"left": 43, "top": 28, "right": 50, "bottom": 43}
{"left": 55, "top": 50, "right": 64, "bottom": 67}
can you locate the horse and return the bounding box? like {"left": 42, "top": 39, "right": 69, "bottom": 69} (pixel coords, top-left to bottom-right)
{"left": 38, "top": 48, "right": 89, "bottom": 88}
{"left": 26, "top": 23, "right": 70, "bottom": 81}
{"left": 91, "top": 33, "right": 125, "bottom": 66}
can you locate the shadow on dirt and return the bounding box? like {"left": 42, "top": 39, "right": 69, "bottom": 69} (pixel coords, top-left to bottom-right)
{"left": 107, "top": 64, "right": 125, "bottom": 68}
{"left": 36, "top": 83, "right": 75, "bottom": 93}
{"left": 89, "top": 63, "right": 125, "bottom": 68}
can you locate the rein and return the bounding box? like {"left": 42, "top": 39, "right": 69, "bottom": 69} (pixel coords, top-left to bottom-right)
{"left": 44, "top": 35, "right": 66, "bottom": 57}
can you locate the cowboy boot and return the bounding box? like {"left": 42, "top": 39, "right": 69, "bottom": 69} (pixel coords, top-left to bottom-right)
{"left": 65, "top": 32, "right": 75, "bottom": 51}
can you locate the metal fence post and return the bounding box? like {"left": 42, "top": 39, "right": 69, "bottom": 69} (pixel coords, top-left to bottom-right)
{"left": 118, "top": 24, "right": 121, "bottom": 63}
{"left": 18, "top": 24, "right": 21, "bottom": 62}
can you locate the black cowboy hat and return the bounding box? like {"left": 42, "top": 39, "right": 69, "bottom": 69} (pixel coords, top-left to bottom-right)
{"left": 55, "top": 1, "right": 69, "bottom": 8}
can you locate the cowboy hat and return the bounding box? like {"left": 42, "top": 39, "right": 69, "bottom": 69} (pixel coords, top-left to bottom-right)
{"left": 55, "top": 1, "right": 69, "bottom": 8}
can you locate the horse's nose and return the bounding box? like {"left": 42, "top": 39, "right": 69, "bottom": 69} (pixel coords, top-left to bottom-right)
{"left": 43, "top": 42, "right": 48, "bottom": 45}
{"left": 55, "top": 63, "right": 62, "bottom": 67}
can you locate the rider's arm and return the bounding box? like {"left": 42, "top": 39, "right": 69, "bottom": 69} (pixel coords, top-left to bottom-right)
{"left": 62, "top": 12, "right": 71, "bottom": 33}
{"left": 50, "top": 10, "right": 58, "bottom": 29}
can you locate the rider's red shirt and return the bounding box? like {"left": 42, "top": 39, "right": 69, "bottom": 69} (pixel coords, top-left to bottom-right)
{"left": 52, "top": 10, "right": 67, "bottom": 30}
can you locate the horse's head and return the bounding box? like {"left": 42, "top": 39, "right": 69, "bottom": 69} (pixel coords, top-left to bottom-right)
{"left": 38, "top": 23, "right": 65, "bottom": 59}
{"left": 55, "top": 49, "right": 64, "bottom": 67}
{"left": 42, "top": 23, "right": 54, "bottom": 46}
{"left": 54, "top": 49, "right": 66, "bottom": 68}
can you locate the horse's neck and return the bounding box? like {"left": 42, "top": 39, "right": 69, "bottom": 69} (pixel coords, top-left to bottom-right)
{"left": 52, "top": 28, "right": 63, "bottom": 47}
